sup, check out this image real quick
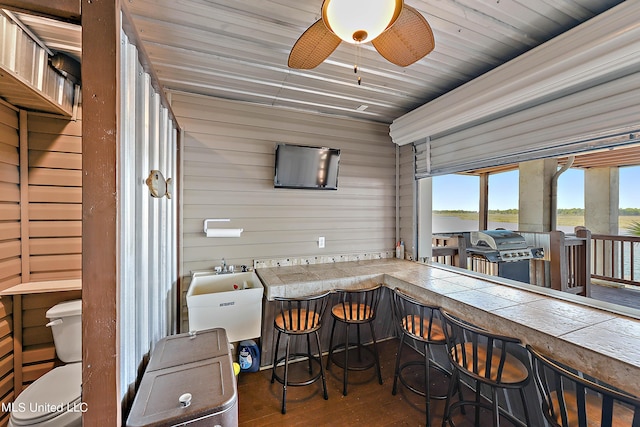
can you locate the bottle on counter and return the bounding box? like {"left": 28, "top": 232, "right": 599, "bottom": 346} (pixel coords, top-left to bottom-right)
{"left": 396, "top": 241, "right": 401, "bottom": 259}
{"left": 400, "top": 240, "right": 405, "bottom": 260}
{"left": 238, "top": 340, "right": 260, "bottom": 373}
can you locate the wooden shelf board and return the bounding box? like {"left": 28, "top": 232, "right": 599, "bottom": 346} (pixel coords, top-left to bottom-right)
{"left": 0, "top": 279, "right": 81, "bottom": 296}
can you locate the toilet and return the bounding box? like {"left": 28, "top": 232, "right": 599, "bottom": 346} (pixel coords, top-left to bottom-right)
{"left": 9, "top": 300, "right": 82, "bottom": 427}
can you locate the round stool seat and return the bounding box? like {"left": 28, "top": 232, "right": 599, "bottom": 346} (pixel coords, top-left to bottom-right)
{"left": 441, "top": 310, "right": 532, "bottom": 427}
{"left": 331, "top": 303, "right": 373, "bottom": 322}
{"left": 275, "top": 309, "right": 320, "bottom": 332}
{"left": 453, "top": 343, "right": 529, "bottom": 384}
{"left": 401, "top": 315, "right": 446, "bottom": 342}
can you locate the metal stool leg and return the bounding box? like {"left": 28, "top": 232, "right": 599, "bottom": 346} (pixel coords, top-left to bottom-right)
{"left": 315, "top": 330, "right": 329, "bottom": 400}
{"left": 369, "top": 321, "right": 383, "bottom": 385}
{"left": 491, "top": 387, "right": 499, "bottom": 427}
{"left": 442, "top": 368, "right": 460, "bottom": 427}
{"left": 271, "top": 330, "right": 281, "bottom": 384}
{"left": 475, "top": 379, "right": 482, "bottom": 425}
{"left": 282, "top": 335, "right": 291, "bottom": 414}
{"left": 343, "top": 322, "right": 350, "bottom": 396}
{"left": 392, "top": 332, "right": 405, "bottom": 395}
{"left": 519, "top": 387, "right": 530, "bottom": 426}
{"left": 326, "top": 316, "right": 337, "bottom": 371}
{"left": 306, "top": 333, "right": 313, "bottom": 374}
{"left": 356, "top": 324, "right": 363, "bottom": 361}
{"left": 424, "top": 342, "right": 432, "bottom": 426}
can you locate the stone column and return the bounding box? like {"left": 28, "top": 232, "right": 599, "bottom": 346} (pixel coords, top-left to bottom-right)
{"left": 518, "top": 159, "right": 558, "bottom": 232}
{"left": 585, "top": 167, "right": 619, "bottom": 235}
{"left": 585, "top": 167, "right": 619, "bottom": 277}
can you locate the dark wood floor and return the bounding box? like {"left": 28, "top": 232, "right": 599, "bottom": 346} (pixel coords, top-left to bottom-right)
{"left": 236, "top": 338, "right": 522, "bottom": 427}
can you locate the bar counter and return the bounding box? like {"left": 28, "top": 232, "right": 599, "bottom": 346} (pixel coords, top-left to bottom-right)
{"left": 256, "top": 258, "right": 640, "bottom": 396}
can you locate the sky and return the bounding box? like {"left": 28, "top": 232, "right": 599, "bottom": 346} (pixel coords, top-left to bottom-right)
{"left": 433, "top": 165, "right": 639, "bottom": 210}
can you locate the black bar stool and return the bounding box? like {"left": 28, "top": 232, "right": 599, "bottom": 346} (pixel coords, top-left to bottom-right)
{"left": 441, "top": 310, "right": 531, "bottom": 427}
{"left": 326, "top": 284, "right": 383, "bottom": 396}
{"left": 392, "top": 288, "right": 454, "bottom": 426}
{"left": 527, "top": 344, "right": 640, "bottom": 427}
{"left": 271, "top": 291, "right": 331, "bottom": 414}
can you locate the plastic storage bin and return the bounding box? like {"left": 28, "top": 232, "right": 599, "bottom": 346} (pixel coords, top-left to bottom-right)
{"left": 126, "top": 328, "right": 238, "bottom": 427}
{"left": 187, "top": 271, "right": 264, "bottom": 343}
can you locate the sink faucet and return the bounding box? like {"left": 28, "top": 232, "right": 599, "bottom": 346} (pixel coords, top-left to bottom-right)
{"left": 215, "top": 258, "right": 234, "bottom": 274}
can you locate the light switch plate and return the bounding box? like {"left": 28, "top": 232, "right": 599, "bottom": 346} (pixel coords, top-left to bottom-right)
{"left": 318, "top": 237, "right": 325, "bottom": 248}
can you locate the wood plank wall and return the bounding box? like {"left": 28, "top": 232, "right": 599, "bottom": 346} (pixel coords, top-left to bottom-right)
{"left": 0, "top": 100, "right": 18, "bottom": 427}
{"left": 172, "top": 92, "right": 397, "bottom": 331}
{"left": 27, "top": 112, "right": 82, "bottom": 281}
{"left": 0, "top": 103, "right": 83, "bottom": 426}
{"left": 15, "top": 111, "right": 83, "bottom": 394}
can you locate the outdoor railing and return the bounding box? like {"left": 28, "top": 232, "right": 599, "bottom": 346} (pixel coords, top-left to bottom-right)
{"left": 432, "top": 230, "right": 592, "bottom": 297}
{"left": 591, "top": 233, "right": 640, "bottom": 287}
{"left": 549, "top": 229, "right": 591, "bottom": 297}
{"left": 431, "top": 234, "right": 467, "bottom": 268}
{"left": 431, "top": 229, "right": 640, "bottom": 297}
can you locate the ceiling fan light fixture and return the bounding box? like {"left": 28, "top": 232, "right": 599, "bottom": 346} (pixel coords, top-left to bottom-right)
{"left": 322, "top": 0, "right": 403, "bottom": 44}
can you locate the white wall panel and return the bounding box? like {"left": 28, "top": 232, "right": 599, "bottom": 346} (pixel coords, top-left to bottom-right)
{"left": 173, "top": 92, "right": 396, "bottom": 330}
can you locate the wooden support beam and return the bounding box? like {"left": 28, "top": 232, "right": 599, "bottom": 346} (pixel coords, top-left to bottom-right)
{"left": 81, "top": 0, "right": 120, "bottom": 424}
{"left": 18, "top": 110, "right": 28, "bottom": 283}
{"left": 479, "top": 173, "right": 489, "bottom": 231}
{"left": 0, "top": 0, "right": 80, "bottom": 23}
{"left": 11, "top": 295, "right": 22, "bottom": 397}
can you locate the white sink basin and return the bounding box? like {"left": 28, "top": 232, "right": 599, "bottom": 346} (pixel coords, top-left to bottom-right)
{"left": 186, "top": 271, "right": 264, "bottom": 342}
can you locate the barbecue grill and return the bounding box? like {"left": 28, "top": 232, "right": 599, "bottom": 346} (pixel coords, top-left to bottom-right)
{"left": 466, "top": 230, "right": 544, "bottom": 283}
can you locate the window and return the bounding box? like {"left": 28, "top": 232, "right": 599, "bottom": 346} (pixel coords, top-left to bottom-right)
{"left": 488, "top": 170, "right": 519, "bottom": 229}
{"left": 557, "top": 168, "right": 584, "bottom": 232}
{"left": 432, "top": 174, "right": 479, "bottom": 233}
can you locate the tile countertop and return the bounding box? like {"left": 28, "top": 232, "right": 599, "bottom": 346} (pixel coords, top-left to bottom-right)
{"left": 256, "top": 258, "right": 640, "bottom": 396}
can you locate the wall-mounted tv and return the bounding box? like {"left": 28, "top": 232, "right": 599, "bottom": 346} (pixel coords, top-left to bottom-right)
{"left": 274, "top": 144, "right": 341, "bottom": 190}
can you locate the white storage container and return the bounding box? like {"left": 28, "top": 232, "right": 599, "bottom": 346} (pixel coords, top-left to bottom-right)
{"left": 186, "top": 271, "right": 264, "bottom": 342}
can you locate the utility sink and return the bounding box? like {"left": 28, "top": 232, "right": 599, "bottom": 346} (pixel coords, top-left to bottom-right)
{"left": 186, "top": 271, "right": 264, "bottom": 343}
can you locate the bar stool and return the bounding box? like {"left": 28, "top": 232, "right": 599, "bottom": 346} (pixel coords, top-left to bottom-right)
{"left": 527, "top": 344, "right": 640, "bottom": 427}
{"left": 392, "top": 288, "right": 455, "bottom": 426}
{"left": 440, "top": 310, "right": 531, "bottom": 427}
{"left": 271, "top": 291, "right": 330, "bottom": 414}
{"left": 326, "top": 284, "right": 383, "bottom": 396}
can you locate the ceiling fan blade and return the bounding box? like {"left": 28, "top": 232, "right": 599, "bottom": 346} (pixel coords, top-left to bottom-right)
{"left": 288, "top": 19, "right": 341, "bottom": 69}
{"left": 371, "top": 5, "right": 435, "bottom": 67}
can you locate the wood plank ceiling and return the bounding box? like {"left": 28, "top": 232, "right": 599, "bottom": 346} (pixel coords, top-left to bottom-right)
{"left": 4, "top": 0, "right": 639, "bottom": 171}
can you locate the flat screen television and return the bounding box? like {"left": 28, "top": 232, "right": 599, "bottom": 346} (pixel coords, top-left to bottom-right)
{"left": 274, "top": 144, "right": 341, "bottom": 190}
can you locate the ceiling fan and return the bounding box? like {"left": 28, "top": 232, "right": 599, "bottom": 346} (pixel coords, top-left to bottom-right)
{"left": 288, "top": 0, "right": 435, "bottom": 70}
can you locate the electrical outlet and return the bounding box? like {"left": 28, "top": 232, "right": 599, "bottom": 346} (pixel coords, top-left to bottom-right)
{"left": 318, "top": 236, "right": 325, "bottom": 248}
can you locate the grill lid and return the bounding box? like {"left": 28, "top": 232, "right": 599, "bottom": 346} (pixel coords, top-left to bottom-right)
{"left": 470, "top": 230, "right": 528, "bottom": 250}
{"left": 468, "top": 230, "right": 544, "bottom": 262}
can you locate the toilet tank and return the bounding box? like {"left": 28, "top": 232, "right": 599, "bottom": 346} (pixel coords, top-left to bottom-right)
{"left": 46, "top": 299, "right": 82, "bottom": 363}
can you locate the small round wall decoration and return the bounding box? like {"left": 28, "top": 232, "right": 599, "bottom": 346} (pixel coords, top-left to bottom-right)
{"left": 145, "top": 169, "right": 172, "bottom": 199}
